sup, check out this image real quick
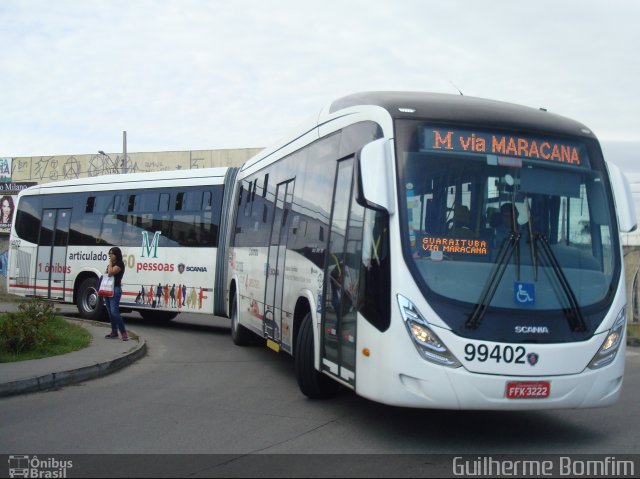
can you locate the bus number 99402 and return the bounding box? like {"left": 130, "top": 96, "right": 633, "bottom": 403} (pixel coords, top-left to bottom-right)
{"left": 464, "top": 343, "right": 527, "bottom": 364}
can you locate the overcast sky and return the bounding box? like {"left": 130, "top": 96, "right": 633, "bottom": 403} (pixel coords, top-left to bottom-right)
{"left": 1, "top": 1, "right": 639, "bottom": 187}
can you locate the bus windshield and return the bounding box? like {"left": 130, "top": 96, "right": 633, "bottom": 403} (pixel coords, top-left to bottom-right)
{"left": 395, "top": 120, "right": 617, "bottom": 341}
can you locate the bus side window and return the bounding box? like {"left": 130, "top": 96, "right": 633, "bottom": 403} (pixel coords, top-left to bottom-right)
{"left": 244, "top": 179, "right": 253, "bottom": 216}
{"left": 100, "top": 214, "right": 123, "bottom": 246}
{"left": 86, "top": 196, "right": 95, "bottom": 213}
{"left": 237, "top": 184, "right": 244, "bottom": 206}
{"left": 95, "top": 195, "right": 113, "bottom": 214}
{"left": 172, "top": 213, "right": 197, "bottom": 246}
{"left": 71, "top": 194, "right": 102, "bottom": 245}
{"left": 111, "top": 195, "right": 123, "bottom": 212}
{"left": 359, "top": 209, "right": 391, "bottom": 331}
{"left": 159, "top": 193, "right": 170, "bottom": 212}
{"left": 15, "top": 196, "right": 41, "bottom": 243}
{"left": 202, "top": 191, "right": 212, "bottom": 211}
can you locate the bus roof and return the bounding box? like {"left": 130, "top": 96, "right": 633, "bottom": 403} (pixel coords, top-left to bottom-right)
{"left": 19, "top": 166, "right": 231, "bottom": 196}
{"left": 328, "top": 91, "right": 596, "bottom": 139}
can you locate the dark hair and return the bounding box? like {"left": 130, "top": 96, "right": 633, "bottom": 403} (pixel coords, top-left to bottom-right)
{"left": 108, "top": 246, "right": 123, "bottom": 263}
{"left": 1, "top": 195, "right": 14, "bottom": 222}
{"left": 500, "top": 203, "right": 518, "bottom": 215}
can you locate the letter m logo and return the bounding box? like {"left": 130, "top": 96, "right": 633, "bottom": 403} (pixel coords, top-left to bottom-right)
{"left": 141, "top": 231, "right": 162, "bottom": 258}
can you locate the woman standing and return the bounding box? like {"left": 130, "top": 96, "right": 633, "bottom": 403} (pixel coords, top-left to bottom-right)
{"left": 104, "top": 247, "right": 128, "bottom": 341}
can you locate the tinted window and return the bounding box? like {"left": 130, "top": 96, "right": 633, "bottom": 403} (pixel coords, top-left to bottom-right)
{"left": 14, "top": 195, "right": 42, "bottom": 244}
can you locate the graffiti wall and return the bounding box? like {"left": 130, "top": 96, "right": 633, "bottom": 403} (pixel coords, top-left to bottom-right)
{"left": 9, "top": 148, "right": 261, "bottom": 183}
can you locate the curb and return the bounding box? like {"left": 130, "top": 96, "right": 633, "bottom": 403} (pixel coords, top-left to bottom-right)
{"left": 0, "top": 334, "right": 147, "bottom": 398}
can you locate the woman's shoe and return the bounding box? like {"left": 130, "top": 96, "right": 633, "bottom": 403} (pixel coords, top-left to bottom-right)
{"left": 105, "top": 332, "right": 119, "bottom": 339}
{"left": 121, "top": 332, "right": 129, "bottom": 341}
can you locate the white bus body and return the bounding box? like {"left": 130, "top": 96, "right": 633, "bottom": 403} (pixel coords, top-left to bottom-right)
{"left": 226, "top": 91, "right": 636, "bottom": 409}
{"left": 8, "top": 167, "right": 237, "bottom": 322}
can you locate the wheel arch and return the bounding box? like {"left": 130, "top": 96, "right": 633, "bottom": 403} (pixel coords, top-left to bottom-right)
{"left": 74, "top": 270, "right": 100, "bottom": 304}
{"left": 292, "top": 291, "right": 319, "bottom": 363}
{"left": 228, "top": 277, "right": 238, "bottom": 315}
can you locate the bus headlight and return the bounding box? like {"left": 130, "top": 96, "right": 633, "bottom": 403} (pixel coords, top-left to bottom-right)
{"left": 588, "top": 306, "right": 626, "bottom": 369}
{"left": 397, "top": 294, "right": 461, "bottom": 368}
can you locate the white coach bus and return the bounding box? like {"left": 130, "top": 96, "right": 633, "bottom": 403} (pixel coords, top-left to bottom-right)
{"left": 7, "top": 167, "right": 237, "bottom": 322}
{"left": 225, "top": 91, "right": 637, "bottom": 409}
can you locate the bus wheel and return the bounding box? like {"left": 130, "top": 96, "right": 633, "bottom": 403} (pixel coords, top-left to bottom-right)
{"left": 295, "top": 312, "right": 337, "bottom": 399}
{"left": 139, "top": 310, "right": 178, "bottom": 322}
{"left": 77, "top": 277, "right": 107, "bottom": 321}
{"left": 230, "top": 295, "right": 256, "bottom": 345}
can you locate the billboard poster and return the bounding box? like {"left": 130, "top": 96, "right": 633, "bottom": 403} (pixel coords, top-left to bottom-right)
{"left": 0, "top": 157, "right": 11, "bottom": 182}
{"left": 0, "top": 181, "right": 37, "bottom": 235}
{"left": 0, "top": 194, "right": 16, "bottom": 234}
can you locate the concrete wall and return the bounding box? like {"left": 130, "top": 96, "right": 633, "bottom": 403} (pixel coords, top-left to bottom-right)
{"left": 8, "top": 147, "right": 262, "bottom": 183}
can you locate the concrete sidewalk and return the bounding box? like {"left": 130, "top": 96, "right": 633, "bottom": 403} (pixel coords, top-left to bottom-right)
{"left": 0, "top": 318, "right": 146, "bottom": 397}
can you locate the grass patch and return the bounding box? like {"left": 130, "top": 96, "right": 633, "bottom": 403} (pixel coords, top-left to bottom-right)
{"left": 0, "top": 314, "right": 91, "bottom": 363}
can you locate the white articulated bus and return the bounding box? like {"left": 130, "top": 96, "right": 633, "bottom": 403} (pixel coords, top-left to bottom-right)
{"left": 7, "top": 167, "right": 238, "bottom": 322}
{"left": 225, "top": 91, "right": 637, "bottom": 409}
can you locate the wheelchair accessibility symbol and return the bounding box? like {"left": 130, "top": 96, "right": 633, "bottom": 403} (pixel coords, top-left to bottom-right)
{"left": 514, "top": 282, "right": 535, "bottom": 305}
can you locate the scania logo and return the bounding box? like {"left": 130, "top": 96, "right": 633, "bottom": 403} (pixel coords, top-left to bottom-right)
{"left": 527, "top": 352, "right": 540, "bottom": 366}
{"left": 186, "top": 266, "right": 207, "bottom": 272}
{"left": 514, "top": 326, "right": 549, "bottom": 334}
{"left": 177, "top": 263, "right": 208, "bottom": 274}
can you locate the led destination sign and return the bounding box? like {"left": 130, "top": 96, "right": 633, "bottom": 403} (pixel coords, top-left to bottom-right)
{"left": 422, "top": 128, "right": 587, "bottom": 166}
{"left": 422, "top": 237, "right": 488, "bottom": 256}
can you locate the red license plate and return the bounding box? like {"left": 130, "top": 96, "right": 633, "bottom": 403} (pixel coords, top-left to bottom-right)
{"left": 506, "top": 381, "right": 550, "bottom": 399}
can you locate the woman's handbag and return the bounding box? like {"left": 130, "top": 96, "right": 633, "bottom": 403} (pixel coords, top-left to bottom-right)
{"left": 98, "top": 274, "right": 114, "bottom": 297}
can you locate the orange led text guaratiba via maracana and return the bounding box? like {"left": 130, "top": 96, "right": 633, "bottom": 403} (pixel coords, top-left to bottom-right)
{"left": 430, "top": 130, "right": 582, "bottom": 166}
{"left": 422, "top": 237, "right": 488, "bottom": 256}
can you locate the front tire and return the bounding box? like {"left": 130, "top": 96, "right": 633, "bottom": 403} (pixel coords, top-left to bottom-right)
{"left": 295, "top": 312, "right": 337, "bottom": 399}
{"left": 77, "top": 276, "right": 107, "bottom": 321}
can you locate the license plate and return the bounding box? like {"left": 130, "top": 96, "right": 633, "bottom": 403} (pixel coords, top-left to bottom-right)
{"left": 506, "top": 381, "right": 550, "bottom": 399}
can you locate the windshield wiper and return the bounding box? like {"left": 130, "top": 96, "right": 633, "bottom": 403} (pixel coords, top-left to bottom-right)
{"left": 534, "top": 233, "right": 587, "bottom": 332}
{"left": 524, "top": 198, "right": 537, "bottom": 280}
{"left": 466, "top": 230, "right": 520, "bottom": 330}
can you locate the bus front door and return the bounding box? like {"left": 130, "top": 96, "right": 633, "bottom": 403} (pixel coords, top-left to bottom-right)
{"left": 321, "top": 158, "right": 360, "bottom": 387}
{"left": 264, "top": 179, "right": 295, "bottom": 344}
{"left": 35, "top": 209, "right": 71, "bottom": 300}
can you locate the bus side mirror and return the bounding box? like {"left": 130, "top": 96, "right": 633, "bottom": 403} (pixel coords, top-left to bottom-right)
{"left": 356, "top": 138, "right": 395, "bottom": 214}
{"left": 607, "top": 161, "right": 637, "bottom": 233}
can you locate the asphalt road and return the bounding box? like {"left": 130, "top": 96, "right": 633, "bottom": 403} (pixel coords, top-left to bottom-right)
{"left": 1, "top": 305, "right": 639, "bottom": 476}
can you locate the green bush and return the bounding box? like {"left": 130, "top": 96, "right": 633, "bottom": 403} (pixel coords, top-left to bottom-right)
{"left": 0, "top": 299, "right": 59, "bottom": 354}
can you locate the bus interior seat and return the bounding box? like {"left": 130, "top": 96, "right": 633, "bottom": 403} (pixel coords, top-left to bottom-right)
{"left": 449, "top": 205, "right": 475, "bottom": 238}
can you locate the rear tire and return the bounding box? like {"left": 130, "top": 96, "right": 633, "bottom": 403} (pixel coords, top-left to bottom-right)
{"left": 295, "top": 312, "right": 337, "bottom": 399}
{"left": 77, "top": 276, "right": 107, "bottom": 321}
{"left": 139, "top": 310, "right": 179, "bottom": 321}
{"left": 230, "top": 295, "right": 258, "bottom": 345}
